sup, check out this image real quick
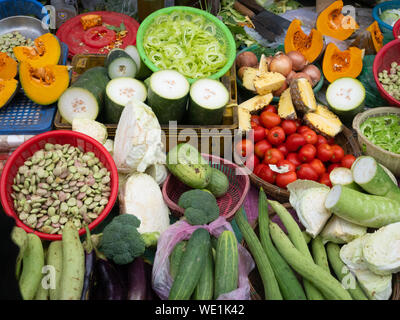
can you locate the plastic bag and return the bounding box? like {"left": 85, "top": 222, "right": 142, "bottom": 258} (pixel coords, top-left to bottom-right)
{"left": 81, "top": 0, "right": 137, "bottom": 16}
{"left": 152, "top": 216, "right": 255, "bottom": 300}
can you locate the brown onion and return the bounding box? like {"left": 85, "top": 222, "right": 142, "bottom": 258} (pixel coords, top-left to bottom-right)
{"left": 291, "top": 72, "right": 313, "bottom": 86}
{"left": 273, "top": 81, "right": 288, "bottom": 97}
{"left": 286, "top": 51, "right": 308, "bottom": 71}
{"left": 286, "top": 70, "right": 296, "bottom": 84}
{"left": 269, "top": 53, "right": 292, "bottom": 77}
{"left": 237, "top": 66, "right": 248, "bottom": 80}
{"left": 236, "top": 51, "right": 258, "bottom": 69}
{"left": 302, "top": 64, "right": 321, "bottom": 87}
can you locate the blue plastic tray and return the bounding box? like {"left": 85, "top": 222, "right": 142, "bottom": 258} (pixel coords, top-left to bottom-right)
{"left": 0, "top": 41, "right": 69, "bottom": 135}
{"left": 0, "top": 0, "right": 46, "bottom": 20}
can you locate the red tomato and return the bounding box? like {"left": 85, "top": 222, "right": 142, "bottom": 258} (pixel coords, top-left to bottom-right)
{"left": 251, "top": 115, "right": 261, "bottom": 126}
{"left": 267, "top": 126, "right": 286, "bottom": 146}
{"left": 277, "top": 144, "right": 288, "bottom": 157}
{"left": 253, "top": 125, "right": 266, "bottom": 143}
{"left": 308, "top": 158, "right": 326, "bottom": 177}
{"left": 316, "top": 135, "right": 328, "bottom": 147}
{"left": 319, "top": 172, "right": 332, "bottom": 187}
{"left": 327, "top": 137, "right": 335, "bottom": 145}
{"left": 254, "top": 163, "right": 265, "bottom": 176}
{"left": 317, "top": 143, "right": 333, "bottom": 162}
{"left": 264, "top": 128, "right": 270, "bottom": 137}
{"left": 276, "top": 159, "right": 296, "bottom": 172}
{"left": 263, "top": 148, "right": 284, "bottom": 165}
{"left": 330, "top": 145, "right": 345, "bottom": 163}
{"left": 286, "top": 152, "right": 302, "bottom": 168}
{"left": 297, "top": 163, "right": 319, "bottom": 181}
{"left": 83, "top": 26, "right": 117, "bottom": 48}
{"left": 254, "top": 140, "right": 272, "bottom": 158}
{"left": 235, "top": 139, "right": 254, "bottom": 158}
{"left": 286, "top": 133, "right": 306, "bottom": 152}
{"left": 341, "top": 154, "right": 357, "bottom": 169}
{"left": 265, "top": 105, "right": 277, "bottom": 113}
{"left": 257, "top": 164, "right": 277, "bottom": 184}
{"left": 281, "top": 120, "right": 298, "bottom": 135}
{"left": 250, "top": 121, "right": 258, "bottom": 129}
{"left": 260, "top": 111, "right": 281, "bottom": 129}
{"left": 298, "top": 144, "right": 317, "bottom": 163}
{"left": 276, "top": 171, "right": 297, "bottom": 188}
{"left": 302, "top": 129, "right": 318, "bottom": 145}
{"left": 245, "top": 154, "right": 260, "bottom": 171}
{"left": 297, "top": 125, "right": 311, "bottom": 134}
{"left": 327, "top": 163, "right": 341, "bottom": 173}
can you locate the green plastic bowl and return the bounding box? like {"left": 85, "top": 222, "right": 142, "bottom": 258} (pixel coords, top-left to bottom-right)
{"left": 236, "top": 45, "right": 324, "bottom": 103}
{"left": 136, "top": 6, "right": 236, "bottom": 84}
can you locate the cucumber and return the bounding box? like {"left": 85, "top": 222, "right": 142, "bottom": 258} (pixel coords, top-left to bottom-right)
{"left": 147, "top": 70, "right": 190, "bottom": 124}
{"left": 105, "top": 48, "right": 137, "bottom": 79}
{"left": 214, "top": 231, "right": 239, "bottom": 299}
{"left": 169, "top": 241, "right": 187, "bottom": 280}
{"left": 187, "top": 79, "right": 229, "bottom": 125}
{"left": 169, "top": 228, "right": 211, "bottom": 300}
{"left": 58, "top": 66, "right": 109, "bottom": 124}
{"left": 166, "top": 143, "right": 212, "bottom": 189}
{"left": 206, "top": 168, "right": 229, "bottom": 198}
{"left": 326, "top": 77, "right": 365, "bottom": 122}
{"left": 47, "top": 241, "right": 63, "bottom": 300}
{"left": 193, "top": 247, "right": 214, "bottom": 300}
{"left": 104, "top": 77, "right": 147, "bottom": 123}
{"left": 124, "top": 45, "right": 152, "bottom": 80}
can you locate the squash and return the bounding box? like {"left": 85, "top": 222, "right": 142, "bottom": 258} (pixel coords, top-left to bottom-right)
{"left": 350, "top": 21, "right": 383, "bottom": 55}
{"left": 0, "top": 52, "right": 17, "bottom": 80}
{"left": 322, "top": 43, "right": 363, "bottom": 83}
{"left": 19, "top": 62, "right": 69, "bottom": 105}
{"left": 80, "top": 14, "right": 102, "bottom": 30}
{"left": 316, "top": 0, "right": 359, "bottom": 41}
{"left": 0, "top": 78, "right": 18, "bottom": 108}
{"left": 278, "top": 88, "right": 297, "bottom": 120}
{"left": 284, "top": 19, "right": 324, "bottom": 64}
{"left": 13, "top": 33, "right": 61, "bottom": 68}
{"left": 303, "top": 104, "right": 343, "bottom": 138}
{"left": 254, "top": 72, "right": 286, "bottom": 95}
{"left": 290, "top": 77, "right": 317, "bottom": 114}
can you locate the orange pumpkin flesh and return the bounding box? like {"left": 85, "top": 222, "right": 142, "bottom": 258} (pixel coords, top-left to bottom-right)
{"left": 0, "top": 52, "right": 17, "bottom": 80}
{"left": 322, "top": 43, "right": 363, "bottom": 83}
{"left": 284, "top": 19, "right": 324, "bottom": 63}
{"left": 367, "top": 21, "right": 383, "bottom": 53}
{"left": 0, "top": 79, "right": 18, "bottom": 108}
{"left": 350, "top": 21, "right": 383, "bottom": 55}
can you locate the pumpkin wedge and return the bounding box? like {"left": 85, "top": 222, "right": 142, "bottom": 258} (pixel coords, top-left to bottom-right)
{"left": 322, "top": 43, "right": 363, "bottom": 83}
{"left": 284, "top": 19, "right": 324, "bottom": 64}
{"left": 19, "top": 62, "right": 69, "bottom": 105}
{"left": 316, "top": 0, "right": 359, "bottom": 41}
{"left": 0, "top": 52, "right": 17, "bottom": 80}
{"left": 13, "top": 33, "right": 61, "bottom": 68}
{"left": 0, "top": 79, "right": 18, "bottom": 108}
{"left": 350, "top": 21, "right": 383, "bottom": 55}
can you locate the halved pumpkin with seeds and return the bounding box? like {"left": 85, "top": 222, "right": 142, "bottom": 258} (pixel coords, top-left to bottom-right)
{"left": 0, "top": 52, "right": 17, "bottom": 80}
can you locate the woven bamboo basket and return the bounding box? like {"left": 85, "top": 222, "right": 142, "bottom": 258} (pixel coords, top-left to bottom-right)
{"left": 353, "top": 107, "right": 400, "bottom": 177}
{"left": 235, "top": 125, "right": 362, "bottom": 203}
{"left": 243, "top": 203, "right": 400, "bottom": 300}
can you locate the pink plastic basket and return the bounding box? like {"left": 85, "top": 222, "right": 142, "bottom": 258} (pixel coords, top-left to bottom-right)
{"left": 162, "top": 154, "right": 250, "bottom": 222}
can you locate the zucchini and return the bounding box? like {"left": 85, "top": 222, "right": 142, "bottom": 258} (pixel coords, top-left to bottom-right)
{"left": 214, "top": 231, "right": 239, "bottom": 299}
{"left": 206, "top": 168, "right": 229, "bottom": 198}
{"left": 104, "top": 77, "right": 147, "bottom": 123}
{"left": 124, "top": 45, "right": 152, "bottom": 80}
{"left": 169, "top": 228, "right": 211, "bottom": 300}
{"left": 329, "top": 167, "right": 362, "bottom": 191}
{"left": 326, "top": 77, "right": 365, "bottom": 122}
{"left": 193, "top": 247, "right": 214, "bottom": 300}
{"left": 169, "top": 241, "right": 187, "bottom": 280}
{"left": 58, "top": 66, "right": 109, "bottom": 124}
{"left": 258, "top": 190, "right": 306, "bottom": 300}
{"left": 187, "top": 79, "right": 229, "bottom": 125}
{"left": 147, "top": 70, "right": 190, "bottom": 124}
{"left": 235, "top": 208, "right": 283, "bottom": 300}
{"left": 105, "top": 49, "right": 137, "bottom": 79}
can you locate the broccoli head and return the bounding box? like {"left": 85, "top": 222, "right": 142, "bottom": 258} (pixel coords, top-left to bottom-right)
{"left": 99, "top": 214, "right": 145, "bottom": 265}
{"left": 178, "top": 189, "right": 220, "bottom": 226}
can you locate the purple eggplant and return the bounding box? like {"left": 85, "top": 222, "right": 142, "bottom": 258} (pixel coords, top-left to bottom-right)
{"left": 91, "top": 258, "right": 126, "bottom": 300}
{"left": 81, "top": 227, "right": 96, "bottom": 300}
{"left": 126, "top": 257, "right": 148, "bottom": 300}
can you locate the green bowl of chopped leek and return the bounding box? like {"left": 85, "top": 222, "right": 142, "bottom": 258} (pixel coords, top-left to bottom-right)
{"left": 136, "top": 6, "right": 236, "bottom": 84}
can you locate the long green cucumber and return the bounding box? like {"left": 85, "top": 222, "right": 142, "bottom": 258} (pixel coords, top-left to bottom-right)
{"left": 169, "top": 241, "right": 187, "bottom": 280}
{"left": 47, "top": 241, "right": 63, "bottom": 300}
{"left": 269, "top": 200, "right": 325, "bottom": 300}
{"left": 311, "top": 236, "right": 330, "bottom": 272}
{"left": 34, "top": 247, "right": 48, "bottom": 301}
{"left": 169, "top": 228, "right": 211, "bottom": 300}
{"left": 235, "top": 207, "right": 282, "bottom": 300}
{"left": 11, "top": 227, "right": 27, "bottom": 280}
{"left": 194, "top": 247, "right": 214, "bottom": 300}
{"left": 58, "top": 222, "right": 85, "bottom": 300}
{"left": 19, "top": 233, "right": 44, "bottom": 300}
{"left": 269, "top": 222, "right": 353, "bottom": 300}
{"left": 258, "top": 190, "right": 306, "bottom": 300}
{"left": 326, "top": 243, "right": 369, "bottom": 300}
{"left": 214, "top": 231, "right": 239, "bottom": 299}
{"left": 206, "top": 168, "right": 229, "bottom": 198}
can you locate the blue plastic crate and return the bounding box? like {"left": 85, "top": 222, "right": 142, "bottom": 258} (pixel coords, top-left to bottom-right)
{"left": 0, "top": 41, "right": 69, "bottom": 135}
{"left": 0, "top": 0, "right": 46, "bottom": 20}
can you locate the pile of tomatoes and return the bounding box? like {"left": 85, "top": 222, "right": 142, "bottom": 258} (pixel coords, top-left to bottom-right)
{"left": 236, "top": 105, "right": 357, "bottom": 189}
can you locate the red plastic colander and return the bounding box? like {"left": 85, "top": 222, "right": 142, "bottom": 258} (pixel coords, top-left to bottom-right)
{"left": 162, "top": 154, "right": 250, "bottom": 222}
{"left": 0, "top": 130, "right": 118, "bottom": 241}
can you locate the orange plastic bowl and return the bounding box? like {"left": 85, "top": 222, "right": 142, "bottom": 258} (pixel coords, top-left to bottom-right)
{"left": 0, "top": 130, "right": 119, "bottom": 241}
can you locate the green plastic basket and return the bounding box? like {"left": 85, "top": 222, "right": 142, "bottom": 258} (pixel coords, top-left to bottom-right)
{"left": 136, "top": 6, "right": 236, "bottom": 84}
{"left": 236, "top": 45, "right": 324, "bottom": 103}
